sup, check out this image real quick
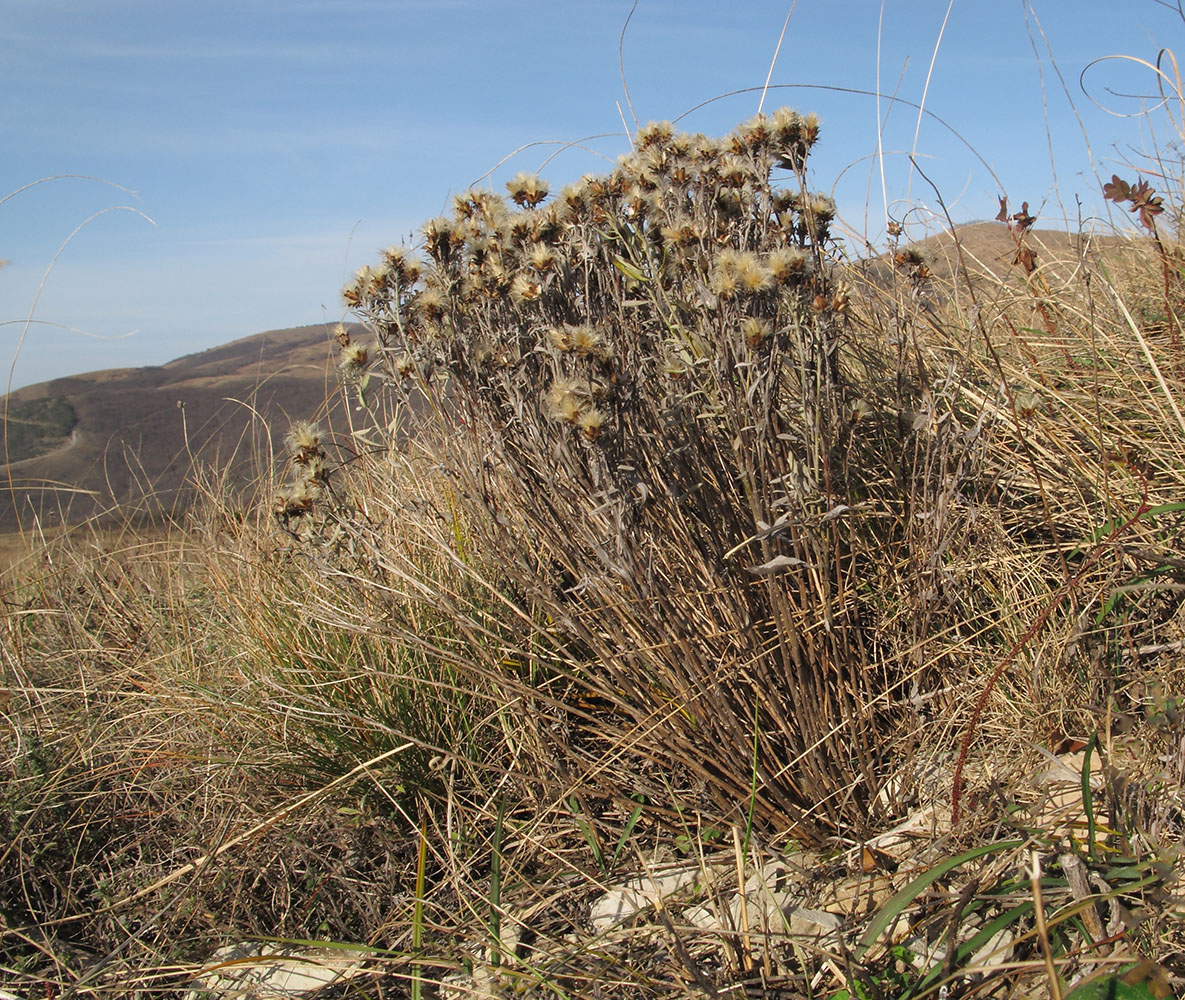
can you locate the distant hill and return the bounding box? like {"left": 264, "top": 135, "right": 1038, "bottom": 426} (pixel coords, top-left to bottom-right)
{"left": 0, "top": 324, "right": 354, "bottom": 534}
{"left": 859, "top": 220, "right": 1144, "bottom": 294}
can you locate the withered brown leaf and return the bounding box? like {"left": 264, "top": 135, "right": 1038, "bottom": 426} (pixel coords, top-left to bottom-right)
{"left": 1012, "top": 201, "right": 1036, "bottom": 231}
{"left": 1103, "top": 174, "right": 1131, "bottom": 204}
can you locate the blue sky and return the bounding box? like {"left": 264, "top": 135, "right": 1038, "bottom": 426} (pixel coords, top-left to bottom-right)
{"left": 1, "top": 0, "right": 1180, "bottom": 390}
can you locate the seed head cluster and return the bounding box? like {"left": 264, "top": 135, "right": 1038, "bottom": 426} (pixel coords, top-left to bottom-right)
{"left": 276, "top": 420, "right": 330, "bottom": 530}
{"left": 334, "top": 108, "right": 841, "bottom": 467}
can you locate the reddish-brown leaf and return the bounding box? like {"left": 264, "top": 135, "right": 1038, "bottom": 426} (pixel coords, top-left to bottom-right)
{"left": 1138, "top": 200, "right": 1164, "bottom": 230}
{"left": 1012, "top": 201, "right": 1036, "bottom": 231}
{"left": 1128, "top": 179, "right": 1164, "bottom": 230}
{"left": 1103, "top": 175, "right": 1131, "bottom": 204}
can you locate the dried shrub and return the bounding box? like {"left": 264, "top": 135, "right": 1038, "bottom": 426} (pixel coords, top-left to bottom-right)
{"left": 321, "top": 110, "right": 987, "bottom": 842}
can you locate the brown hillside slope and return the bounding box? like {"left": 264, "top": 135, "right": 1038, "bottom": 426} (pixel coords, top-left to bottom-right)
{"left": 0, "top": 324, "right": 352, "bottom": 534}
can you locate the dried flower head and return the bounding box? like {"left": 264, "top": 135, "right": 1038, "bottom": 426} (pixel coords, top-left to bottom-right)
{"left": 343, "top": 265, "right": 381, "bottom": 308}
{"left": 735, "top": 253, "right": 772, "bottom": 294}
{"left": 303, "top": 453, "right": 329, "bottom": 483}
{"left": 716, "top": 155, "right": 755, "bottom": 188}
{"left": 802, "top": 112, "right": 821, "bottom": 144}
{"left": 275, "top": 482, "right": 316, "bottom": 519}
{"left": 577, "top": 407, "right": 606, "bottom": 441}
{"left": 527, "top": 243, "right": 557, "bottom": 272}
{"left": 510, "top": 272, "right": 543, "bottom": 304}
{"left": 801, "top": 194, "right": 836, "bottom": 240}
{"left": 381, "top": 245, "right": 422, "bottom": 284}
{"left": 570, "top": 324, "right": 610, "bottom": 360}
{"left": 808, "top": 194, "right": 836, "bottom": 222}
{"left": 741, "top": 317, "right": 772, "bottom": 347}
{"left": 771, "top": 107, "right": 815, "bottom": 170}
{"left": 545, "top": 379, "right": 585, "bottom": 424}
{"left": 767, "top": 247, "right": 810, "bottom": 284}
{"left": 732, "top": 113, "right": 771, "bottom": 153}
{"left": 285, "top": 421, "right": 324, "bottom": 463}
{"left": 367, "top": 264, "right": 392, "bottom": 295}
{"left": 660, "top": 218, "right": 696, "bottom": 247}
{"left": 506, "top": 172, "right": 550, "bottom": 208}
{"left": 339, "top": 342, "right": 370, "bottom": 377}
{"left": 456, "top": 189, "right": 509, "bottom": 226}
{"left": 635, "top": 120, "right": 674, "bottom": 150}
{"left": 507, "top": 212, "right": 537, "bottom": 243}
{"left": 334, "top": 323, "right": 352, "bottom": 347}
{"left": 422, "top": 216, "right": 464, "bottom": 263}
{"left": 560, "top": 176, "right": 594, "bottom": 215}
{"left": 710, "top": 249, "right": 744, "bottom": 299}
{"left": 415, "top": 285, "right": 446, "bottom": 320}
{"left": 482, "top": 259, "right": 510, "bottom": 296}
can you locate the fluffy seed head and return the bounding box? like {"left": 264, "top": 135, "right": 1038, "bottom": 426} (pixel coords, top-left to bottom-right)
{"left": 767, "top": 247, "right": 810, "bottom": 284}
{"left": 510, "top": 272, "right": 542, "bottom": 304}
{"left": 381, "top": 245, "right": 422, "bottom": 284}
{"left": 506, "top": 172, "right": 550, "bottom": 208}
{"left": 661, "top": 219, "right": 695, "bottom": 247}
{"left": 415, "top": 285, "right": 446, "bottom": 320}
{"left": 545, "top": 380, "right": 585, "bottom": 424}
{"left": 577, "top": 408, "right": 606, "bottom": 441}
{"left": 802, "top": 194, "right": 836, "bottom": 240}
{"left": 454, "top": 189, "right": 508, "bottom": 224}
{"left": 736, "top": 253, "right": 772, "bottom": 294}
{"left": 338, "top": 343, "right": 370, "bottom": 377}
{"left": 285, "top": 422, "right": 324, "bottom": 462}
{"left": 808, "top": 194, "right": 836, "bottom": 222}
{"left": 732, "top": 113, "right": 771, "bottom": 153}
{"left": 710, "top": 249, "right": 744, "bottom": 299}
{"left": 635, "top": 120, "right": 674, "bottom": 150}
{"left": 741, "top": 317, "right": 772, "bottom": 347}
{"left": 275, "top": 482, "right": 316, "bottom": 519}
{"left": 527, "top": 243, "right": 557, "bottom": 272}
{"left": 803, "top": 112, "right": 821, "bottom": 144}
{"left": 570, "top": 324, "right": 610, "bottom": 360}
{"left": 716, "top": 155, "right": 754, "bottom": 188}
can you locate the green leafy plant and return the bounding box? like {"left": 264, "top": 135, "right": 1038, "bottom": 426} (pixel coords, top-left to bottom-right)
{"left": 831, "top": 945, "right": 916, "bottom": 1000}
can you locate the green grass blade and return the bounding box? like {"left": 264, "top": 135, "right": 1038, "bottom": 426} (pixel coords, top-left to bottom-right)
{"left": 855, "top": 840, "right": 1024, "bottom": 962}
{"left": 490, "top": 796, "right": 506, "bottom": 968}
{"left": 412, "top": 820, "right": 428, "bottom": 1000}
{"left": 610, "top": 801, "right": 645, "bottom": 869}
{"left": 1083, "top": 731, "right": 1099, "bottom": 860}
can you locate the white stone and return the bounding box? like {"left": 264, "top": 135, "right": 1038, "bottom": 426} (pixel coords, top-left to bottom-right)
{"left": 184, "top": 942, "right": 370, "bottom": 999}
{"left": 589, "top": 862, "right": 708, "bottom": 933}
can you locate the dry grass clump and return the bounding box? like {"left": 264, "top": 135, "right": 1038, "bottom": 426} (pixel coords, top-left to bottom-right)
{"left": 0, "top": 495, "right": 504, "bottom": 994}
{"left": 329, "top": 109, "right": 931, "bottom": 844}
